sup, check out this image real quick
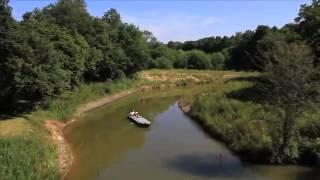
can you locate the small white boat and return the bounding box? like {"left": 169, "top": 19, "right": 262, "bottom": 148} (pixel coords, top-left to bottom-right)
{"left": 128, "top": 110, "right": 150, "bottom": 127}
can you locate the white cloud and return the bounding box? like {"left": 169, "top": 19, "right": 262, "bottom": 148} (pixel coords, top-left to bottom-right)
{"left": 122, "top": 12, "right": 221, "bottom": 43}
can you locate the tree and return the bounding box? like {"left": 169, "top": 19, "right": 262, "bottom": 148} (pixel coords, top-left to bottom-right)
{"left": 186, "top": 50, "right": 211, "bottom": 69}
{"left": 143, "top": 30, "right": 159, "bottom": 49}
{"left": 4, "top": 21, "right": 89, "bottom": 103}
{"left": 226, "top": 30, "right": 255, "bottom": 70}
{"left": 103, "top": 8, "right": 121, "bottom": 27}
{"left": 168, "top": 36, "right": 235, "bottom": 53}
{"left": 167, "top": 41, "right": 182, "bottom": 50}
{"left": 296, "top": 0, "right": 320, "bottom": 65}
{"left": 154, "top": 57, "right": 173, "bottom": 69}
{"left": 210, "top": 52, "right": 225, "bottom": 70}
{"left": 38, "top": 0, "right": 92, "bottom": 34}
{"left": 0, "top": 0, "right": 16, "bottom": 109}
{"left": 116, "top": 23, "right": 152, "bottom": 75}
{"left": 227, "top": 26, "right": 285, "bottom": 71}
{"left": 259, "top": 41, "right": 320, "bottom": 163}
{"left": 173, "top": 50, "right": 187, "bottom": 69}
{"left": 0, "top": 0, "right": 13, "bottom": 32}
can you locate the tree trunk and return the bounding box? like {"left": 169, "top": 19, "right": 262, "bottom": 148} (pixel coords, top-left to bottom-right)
{"left": 280, "top": 106, "right": 297, "bottom": 163}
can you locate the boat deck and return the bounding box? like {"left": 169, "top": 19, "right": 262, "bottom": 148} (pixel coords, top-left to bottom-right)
{"left": 128, "top": 115, "right": 150, "bottom": 126}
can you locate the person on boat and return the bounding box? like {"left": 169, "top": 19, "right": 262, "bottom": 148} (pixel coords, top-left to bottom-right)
{"left": 130, "top": 110, "right": 139, "bottom": 117}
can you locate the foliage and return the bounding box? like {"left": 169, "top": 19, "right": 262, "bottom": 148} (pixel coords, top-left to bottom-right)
{"left": 186, "top": 50, "right": 211, "bottom": 69}
{"left": 35, "top": 0, "right": 91, "bottom": 34}
{"left": 0, "top": 0, "right": 15, "bottom": 110}
{"left": 153, "top": 57, "right": 173, "bottom": 69}
{"left": 168, "top": 35, "right": 237, "bottom": 53}
{"left": 210, "top": 52, "right": 225, "bottom": 70}
{"left": 0, "top": 0, "right": 154, "bottom": 109}
{"left": 3, "top": 21, "right": 88, "bottom": 104}
{"left": 258, "top": 41, "right": 320, "bottom": 163}
{"left": 296, "top": 0, "right": 320, "bottom": 64}
{"left": 226, "top": 26, "right": 277, "bottom": 70}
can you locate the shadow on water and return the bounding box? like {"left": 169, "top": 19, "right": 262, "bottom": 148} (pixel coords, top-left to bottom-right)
{"left": 166, "top": 153, "right": 244, "bottom": 178}
{"left": 251, "top": 165, "right": 320, "bottom": 180}
{"left": 296, "top": 167, "right": 320, "bottom": 180}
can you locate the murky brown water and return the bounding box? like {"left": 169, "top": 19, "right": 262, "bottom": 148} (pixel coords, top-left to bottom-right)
{"left": 64, "top": 87, "right": 319, "bottom": 180}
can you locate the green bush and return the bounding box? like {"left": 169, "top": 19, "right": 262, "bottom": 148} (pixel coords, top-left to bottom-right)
{"left": 210, "top": 52, "right": 225, "bottom": 70}
{"left": 154, "top": 57, "right": 173, "bottom": 69}
{"left": 186, "top": 50, "right": 211, "bottom": 69}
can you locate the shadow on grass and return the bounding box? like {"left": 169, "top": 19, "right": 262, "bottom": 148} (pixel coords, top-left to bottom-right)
{"left": 0, "top": 100, "right": 34, "bottom": 121}
{"left": 226, "top": 76, "right": 271, "bottom": 104}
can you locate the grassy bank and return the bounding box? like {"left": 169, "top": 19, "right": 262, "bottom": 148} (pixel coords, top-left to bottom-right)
{"left": 184, "top": 80, "right": 273, "bottom": 162}
{"left": 0, "top": 69, "right": 252, "bottom": 179}
{"left": 0, "top": 132, "right": 60, "bottom": 180}
{"left": 182, "top": 78, "right": 320, "bottom": 164}
{"left": 32, "top": 78, "right": 134, "bottom": 122}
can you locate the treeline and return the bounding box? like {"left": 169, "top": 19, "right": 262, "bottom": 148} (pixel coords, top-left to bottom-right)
{"left": 1, "top": 0, "right": 320, "bottom": 110}
{"left": 167, "top": 0, "right": 320, "bottom": 71}
{"left": 0, "top": 0, "right": 234, "bottom": 110}
{"left": 0, "top": 0, "right": 158, "bottom": 110}
{"left": 168, "top": 26, "right": 299, "bottom": 71}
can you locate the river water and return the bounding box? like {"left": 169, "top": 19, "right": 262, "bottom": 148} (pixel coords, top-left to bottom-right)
{"left": 64, "top": 87, "right": 318, "bottom": 180}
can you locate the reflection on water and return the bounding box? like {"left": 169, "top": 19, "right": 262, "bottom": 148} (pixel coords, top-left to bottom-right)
{"left": 64, "top": 87, "right": 320, "bottom": 180}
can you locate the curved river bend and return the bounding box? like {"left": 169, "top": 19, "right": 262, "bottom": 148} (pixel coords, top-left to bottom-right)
{"left": 64, "top": 87, "right": 319, "bottom": 180}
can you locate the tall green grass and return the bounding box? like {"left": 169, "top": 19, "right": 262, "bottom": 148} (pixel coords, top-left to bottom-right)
{"left": 0, "top": 135, "right": 60, "bottom": 180}
{"left": 189, "top": 81, "right": 273, "bottom": 162}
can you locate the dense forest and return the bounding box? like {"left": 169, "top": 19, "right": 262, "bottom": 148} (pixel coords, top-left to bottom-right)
{"left": 0, "top": 0, "right": 319, "bottom": 112}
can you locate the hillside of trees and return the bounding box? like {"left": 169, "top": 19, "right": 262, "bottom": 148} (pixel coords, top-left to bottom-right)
{"left": 167, "top": 0, "right": 320, "bottom": 72}
{"left": 0, "top": 0, "right": 319, "bottom": 113}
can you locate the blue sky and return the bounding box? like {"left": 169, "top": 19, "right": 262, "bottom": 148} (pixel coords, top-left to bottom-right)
{"left": 10, "top": 0, "right": 311, "bottom": 43}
